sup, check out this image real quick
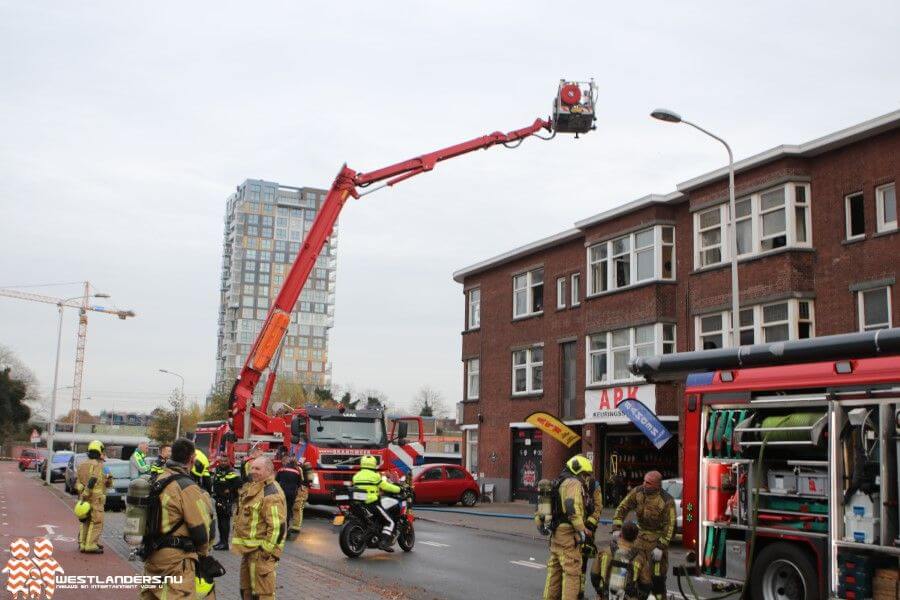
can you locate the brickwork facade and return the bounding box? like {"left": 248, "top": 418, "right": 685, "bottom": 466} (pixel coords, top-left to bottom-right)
{"left": 455, "top": 113, "right": 900, "bottom": 503}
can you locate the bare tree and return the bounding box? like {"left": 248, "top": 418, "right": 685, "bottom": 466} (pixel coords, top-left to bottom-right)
{"left": 359, "top": 388, "right": 390, "bottom": 413}
{"left": 0, "top": 344, "right": 45, "bottom": 418}
{"left": 412, "top": 385, "right": 447, "bottom": 418}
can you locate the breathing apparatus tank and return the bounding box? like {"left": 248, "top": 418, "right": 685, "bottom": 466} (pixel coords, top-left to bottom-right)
{"left": 607, "top": 545, "right": 633, "bottom": 599}
{"left": 535, "top": 479, "right": 554, "bottom": 535}
{"left": 124, "top": 476, "right": 152, "bottom": 546}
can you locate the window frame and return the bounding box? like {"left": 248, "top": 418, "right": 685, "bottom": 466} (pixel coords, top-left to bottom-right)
{"left": 465, "top": 428, "right": 478, "bottom": 474}
{"left": 876, "top": 183, "right": 897, "bottom": 233}
{"left": 586, "top": 323, "right": 676, "bottom": 385}
{"left": 467, "top": 288, "right": 481, "bottom": 330}
{"left": 845, "top": 192, "right": 866, "bottom": 240}
{"left": 858, "top": 287, "right": 892, "bottom": 331}
{"left": 693, "top": 299, "right": 816, "bottom": 350}
{"left": 586, "top": 225, "right": 676, "bottom": 297}
{"left": 466, "top": 358, "right": 480, "bottom": 400}
{"left": 512, "top": 268, "right": 544, "bottom": 319}
{"left": 556, "top": 277, "right": 567, "bottom": 309}
{"left": 571, "top": 273, "right": 581, "bottom": 306}
{"left": 512, "top": 346, "right": 544, "bottom": 395}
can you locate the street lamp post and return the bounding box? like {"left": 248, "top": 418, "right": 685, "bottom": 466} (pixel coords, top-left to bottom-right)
{"left": 159, "top": 369, "right": 185, "bottom": 440}
{"left": 651, "top": 109, "right": 740, "bottom": 345}
{"left": 45, "top": 292, "right": 110, "bottom": 485}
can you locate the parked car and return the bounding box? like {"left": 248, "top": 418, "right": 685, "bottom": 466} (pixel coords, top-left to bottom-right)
{"left": 662, "top": 477, "right": 683, "bottom": 531}
{"left": 17, "top": 449, "right": 48, "bottom": 471}
{"left": 63, "top": 453, "right": 88, "bottom": 494}
{"left": 40, "top": 451, "right": 74, "bottom": 482}
{"left": 411, "top": 464, "right": 480, "bottom": 507}
{"left": 103, "top": 459, "right": 132, "bottom": 511}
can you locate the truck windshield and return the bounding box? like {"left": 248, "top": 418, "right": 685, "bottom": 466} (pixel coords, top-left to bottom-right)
{"left": 309, "top": 415, "right": 386, "bottom": 447}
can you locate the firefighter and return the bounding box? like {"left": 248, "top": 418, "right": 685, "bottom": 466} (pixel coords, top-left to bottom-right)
{"left": 149, "top": 444, "right": 171, "bottom": 480}
{"left": 232, "top": 456, "right": 287, "bottom": 600}
{"left": 593, "top": 522, "right": 642, "bottom": 599}
{"left": 542, "top": 455, "right": 593, "bottom": 600}
{"left": 578, "top": 475, "right": 604, "bottom": 600}
{"left": 130, "top": 441, "right": 151, "bottom": 479}
{"left": 274, "top": 456, "right": 302, "bottom": 534}
{"left": 351, "top": 454, "right": 403, "bottom": 552}
{"left": 240, "top": 445, "right": 263, "bottom": 484}
{"left": 140, "top": 438, "right": 216, "bottom": 600}
{"left": 612, "top": 470, "right": 676, "bottom": 598}
{"left": 75, "top": 440, "right": 112, "bottom": 553}
{"left": 211, "top": 455, "right": 241, "bottom": 551}
{"left": 292, "top": 459, "right": 310, "bottom": 532}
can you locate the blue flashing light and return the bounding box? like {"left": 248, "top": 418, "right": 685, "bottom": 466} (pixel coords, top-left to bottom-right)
{"left": 685, "top": 372, "right": 715, "bottom": 387}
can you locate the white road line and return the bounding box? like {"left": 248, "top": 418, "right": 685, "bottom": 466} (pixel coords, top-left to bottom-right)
{"left": 419, "top": 540, "right": 450, "bottom": 548}
{"left": 510, "top": 560, "right": 546, "bottom": 570}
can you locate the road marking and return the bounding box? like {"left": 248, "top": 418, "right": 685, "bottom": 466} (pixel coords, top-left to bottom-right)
{"left": 38, "top": 524, "right": 59, "bottom": 535}
{"left": 510, "top": 560, "right": 546, "bottom": 570}
{"left": 419, "top": 541, "right": 450, "bottom": 548}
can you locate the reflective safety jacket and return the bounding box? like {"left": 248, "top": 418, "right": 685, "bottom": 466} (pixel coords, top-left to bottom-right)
{"left": 585, "top": 479, "right": 604, "bottom": 530}
{"left": 231, "top": 475, "right": 287, "bottom": 558}
{"left": 351, "top": 467, "right": 401, "bottom": 504}
{"left": 212, "top": 468, "right": 242, "bottom": 506}
{"left": 612, "top": 487, "right": 676, "bottom": 548}
{"left": 148, "top": 465, "right": 214, "bottom": 563}
{"left": 553, "top": 475, "right": 587, "bottom": 535}
{"left": 149, "top": 457, "right": 166, "bottom": 478}
{"left": 130, "top": 449, "right": 150, "bottom": 479}
{"left": 76, "top": 458, "right": 111, "bottom": 501}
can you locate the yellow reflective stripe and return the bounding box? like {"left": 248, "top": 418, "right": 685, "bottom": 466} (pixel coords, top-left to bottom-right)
{"left": 249, "top": 501, "right": 260, "bottom": 539}
{"left": 250, "top": 560, "right": 256, "bottom": 594}
{"left": 196, "top": 499, "right": 211, "bottom": 532}
{"left": 661, "top": 504, "right": 676, "bottom": 545}
{"left": 160, "top": 493, "right": 170, "bottom": 533}
{"left": 269, "top": 505, "right": 281, "bottom": 548}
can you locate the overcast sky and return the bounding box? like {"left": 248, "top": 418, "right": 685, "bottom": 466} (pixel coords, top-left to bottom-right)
{"left": 1, "top": 1, "right": 898, "bottom": 417}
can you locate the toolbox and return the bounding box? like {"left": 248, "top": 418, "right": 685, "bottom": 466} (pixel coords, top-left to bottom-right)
{"left": 766, "top": 469, "right": 797, "bottom": 494}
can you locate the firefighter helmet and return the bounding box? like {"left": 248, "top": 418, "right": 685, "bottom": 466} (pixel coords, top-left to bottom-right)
{"left": 195, "top": 577, "right": 214, "bottom": 598}
{"left": 566, "top": 455, "right": 593, "bottom": 476}
{"left": 359, "top": 455, "right": 377, "bottom": 469}
{"left": 74, "top": 500, "right": 91, "bottom": 521}
{"left": 87, "top": 440, "right": 104, "bottom": 453}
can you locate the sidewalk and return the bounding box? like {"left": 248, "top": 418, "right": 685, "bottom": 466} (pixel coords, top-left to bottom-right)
{"left": 0, "top": 462, "right": 136, "bottom": 599}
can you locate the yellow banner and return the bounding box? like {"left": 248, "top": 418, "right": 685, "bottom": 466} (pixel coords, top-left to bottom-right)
{"left": 525, "top": 411, "right": 581, "bottom": 448}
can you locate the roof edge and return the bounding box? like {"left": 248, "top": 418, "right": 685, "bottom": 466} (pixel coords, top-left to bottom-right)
{"left": 452, "top": 228, "right": 582, "bottom": 283}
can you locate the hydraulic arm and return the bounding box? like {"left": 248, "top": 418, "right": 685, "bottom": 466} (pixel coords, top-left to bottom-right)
{"left": 229, "top": 80, "right": 596, "bottom": 440}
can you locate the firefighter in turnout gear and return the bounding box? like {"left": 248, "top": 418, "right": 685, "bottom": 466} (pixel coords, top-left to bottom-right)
{"left": 75, "top": 440, "right": 112, "bottom": 553}
{"left": 593, "top": 522, "right": 642, "bottom": 599}
{"left": 232, "top": 456, "right": 287, "bottom": 600}
{"left": 212, "top": 455, "right": 241, "bottom": 551}
{"left": 542, "top": 455, "right": 593, "bottom": 600}
{"left": 612, "top": 470, "right": 676, "bottom": 598}
{"left": 578, "top": 476, "right": 604, "bottom": 600}
{"left": 351, "top": 454, "right": 402, "bottom": 552}
{"left": 140, "top": 438, "right": 217, "bottom": 600}
{"left": 274, "top": 456, "right": 306, "bottom": 534}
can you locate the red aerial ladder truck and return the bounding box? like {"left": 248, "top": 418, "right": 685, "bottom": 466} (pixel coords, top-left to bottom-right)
{"left": 196, "top": 81, "right": 597, "bottom": 502}
{"left": 632, "top": 329, "right": 900, "bottom": 600}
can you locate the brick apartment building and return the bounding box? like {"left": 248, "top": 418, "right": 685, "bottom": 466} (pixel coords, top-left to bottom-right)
{"left": 453, "top": 110, "right": 900, "bottom": 504}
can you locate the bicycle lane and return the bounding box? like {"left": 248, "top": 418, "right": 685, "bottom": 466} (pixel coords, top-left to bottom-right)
{"left": 0, "top": 462, "right": 136, "bottom": 599}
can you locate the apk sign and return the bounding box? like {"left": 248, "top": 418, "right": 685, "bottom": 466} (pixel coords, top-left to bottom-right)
{"left": 584, "top": 384, "right": 656, "bottom": 425}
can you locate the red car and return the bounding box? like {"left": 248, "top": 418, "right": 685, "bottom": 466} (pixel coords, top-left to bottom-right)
{"left": 411, "top": 464, "right": 479, "bottom": 507}
{"left": 17, "top": 449, "right": 47, "bottom": 471}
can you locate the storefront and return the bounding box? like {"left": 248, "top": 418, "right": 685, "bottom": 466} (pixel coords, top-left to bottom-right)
{"left": 583, "top": 383, "right": 678, "bottom": 507}
{"left": 510, "top": 427, "right": 543, "bottom": 501}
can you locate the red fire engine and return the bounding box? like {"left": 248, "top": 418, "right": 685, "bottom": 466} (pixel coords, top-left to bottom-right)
{"left": 198, "top": 81, "right": 597, "bottom": 499}
{"left": 633, "top": 328, "right": 900, "bottom": 600}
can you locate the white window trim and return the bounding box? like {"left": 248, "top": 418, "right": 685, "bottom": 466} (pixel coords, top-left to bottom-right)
{"left": 845, "top": 192, "right": 866, "bottom": 241}
{"left": 464, "top": 428, "right": 478, "bottom": 474}
{"left": 512, "top": 268, "right": 544, "bottom": 319}
{"left": 858, "top": 287, "right": 893, "bottom": 331}
{"left": 466, "top": 358, "right": 480, "bottom": 400}
{"left": 693, "top": 299, "right": 816, "bottom": 350}
{"left": 585, "top": 323, "right": 675, "bottom": 386}
{"left": 512, "top": 345, "right": 544, "bottom": 395}
{"left": 556, "top": 277, "right": 567, "bottom": 309}
{"left": 693, "top": 182, "right": 813, "bottom": 269}
{"left": 467, "top": 288, "right": 481, "bottom": 330}
{"left": 876, "top": 183, "right": 897, "bottom": 233}
{"left": 571, "top": 273, "right": 581, "bottom": 306}
{"left": 586, "top": 225, "right": 676, "bottom": 297}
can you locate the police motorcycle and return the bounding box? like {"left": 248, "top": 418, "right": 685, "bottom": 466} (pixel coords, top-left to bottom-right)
{"left": 333, "top": 474, "right": 416, "bottom": 558}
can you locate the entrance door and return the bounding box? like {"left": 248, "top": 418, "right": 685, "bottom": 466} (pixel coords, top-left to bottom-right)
{"left": 512, "top": 429, "right": 543, "bottom": 501}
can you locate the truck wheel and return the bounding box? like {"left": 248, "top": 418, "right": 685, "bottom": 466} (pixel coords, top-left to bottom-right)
{"left": 749, "top": 542, "right": 819, "bottom": 600}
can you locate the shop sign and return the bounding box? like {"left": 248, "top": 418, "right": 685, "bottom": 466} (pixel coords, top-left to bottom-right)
{"left": 584, "top": 384, "right": 656, "bottom": 424}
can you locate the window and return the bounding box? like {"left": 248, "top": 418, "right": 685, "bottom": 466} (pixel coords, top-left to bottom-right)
{"left": 694, "top": 300, "right": 815, "bottom": 349}
{"left": 556, "top": 277, "right": 567, "bottom": 309}
{"left": 447, "top": 467, "right": 466, "bottom": 480}
{"left": 465, "top": 429, "right": 478, "bottom": 474}
{"left": 422, "top": 468, "right": 442, "bottom": 481}
{"left": 513, "top": 268, "right": 544, "bottom": 318}
{"left": 694, "top": 183, "right": 811, "bottom": 267}
{"left": 859, "top": 287, "right": 892, "bottom": 331}
{"left": 512, "top": 346, "right": 543, "bottom": 394}
{"left": 571, "top": 273, "right": 581, "bottom": 306}
{"left": 586, "top": 324, "right": 675, "bottom": 384}
{"left": 845, "top": 193, "right": 865, "bottom": 239}
{"left": 467, "top": 288, "right": 480, "bottom": 329}
{"left": 876, "top": 183, "right": 897, "bottom": 233}
{"left": 467, "top": 359, "right": 480, "bottom": 400}
{"left": 587, "top": 226, "right": 675, "bottom": 294}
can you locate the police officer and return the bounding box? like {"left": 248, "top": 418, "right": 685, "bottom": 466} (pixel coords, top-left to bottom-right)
{"left": 232, "top": 456, "right": 287, "bottom": 600}
{"left": 149, "top": 444, "right": 171, "bottom": 480}
{"left": 192, "top": 449, "right": 213, "bottom": 494}
{"left": 542, "top": 455, "right": 593, "bottom": 600}
{"left": 612, "top": 470, "right": 676, "bottom": 598}
{"left": 351, "top": 454, "right": 403, "bottom": 552}
{"left": 578, "top": 475, "right": 604, "bottom": 600}
{"left": 274, "top": 456, "right": 303, "bottom": 534}
{"left": 75, "top": 440, "right": 112, "bottom": 553}
{"left": 211, "top": 455, "right": 241, "bottom": 551}
{"left": 140, "top": 438, "right": 216, "bottom": 600}
{"left": 130, "top": 441, "right": 151, "bottom": 479}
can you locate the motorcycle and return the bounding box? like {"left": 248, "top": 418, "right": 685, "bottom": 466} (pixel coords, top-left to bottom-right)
{"left": 334, "top": 484, "right": 416, "bottom": 558}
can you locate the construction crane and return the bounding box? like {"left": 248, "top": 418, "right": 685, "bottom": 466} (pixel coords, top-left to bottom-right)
{"left": 0, "top": 283, "right": 135, "bottom": 439}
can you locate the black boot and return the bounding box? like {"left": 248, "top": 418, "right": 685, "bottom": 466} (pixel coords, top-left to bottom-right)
{"left": 378, "top": 534, "right": 395, "bottom": 553}
{"left": 213, "top": 543, "right": 228, "bottom": 551}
